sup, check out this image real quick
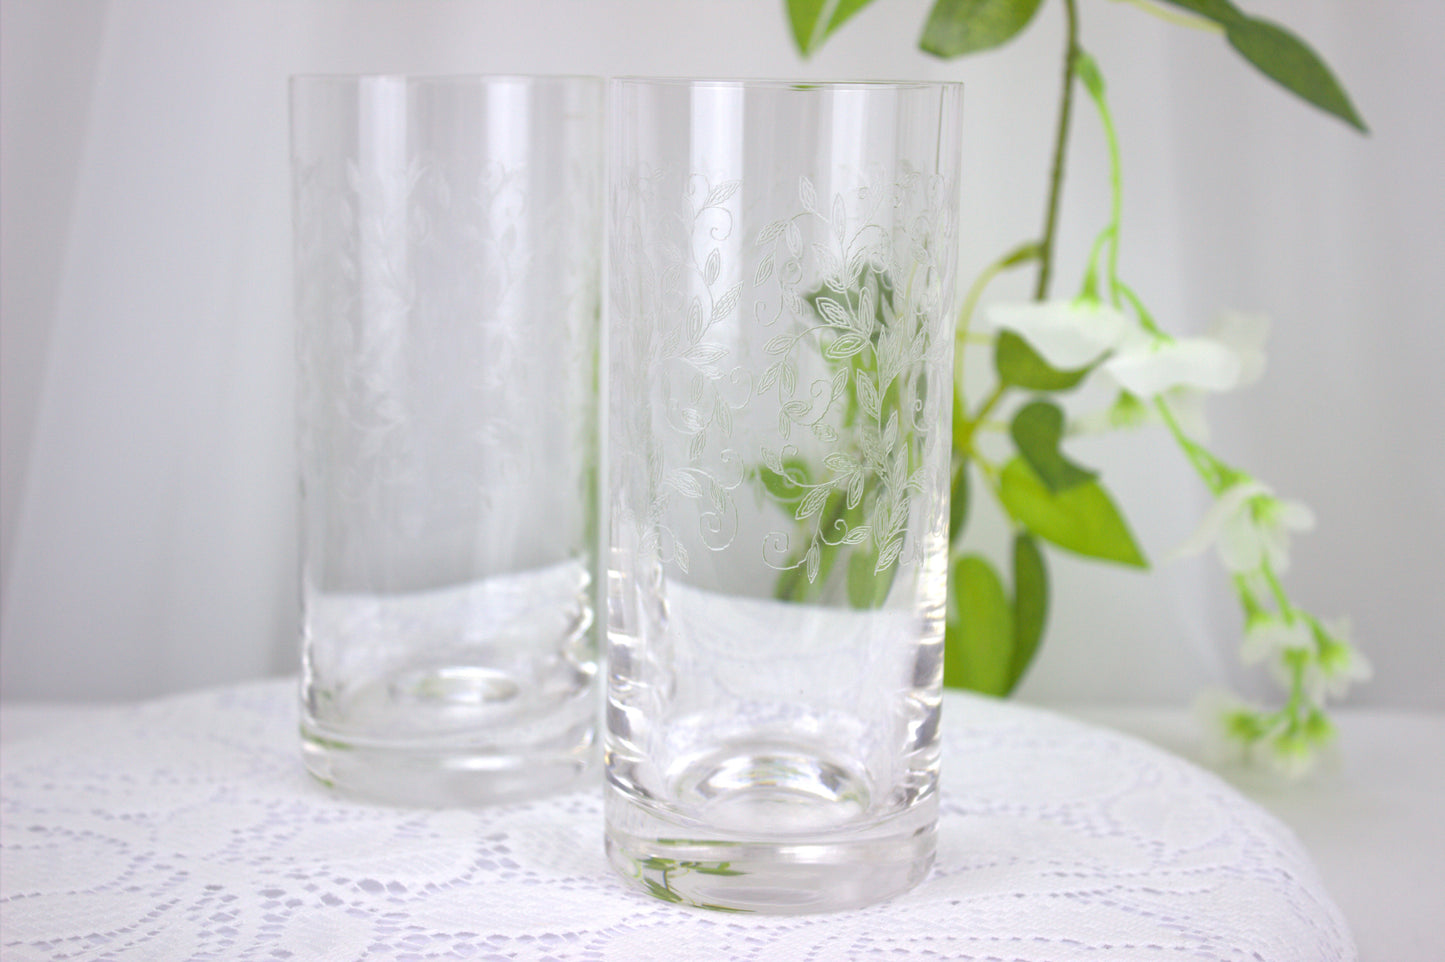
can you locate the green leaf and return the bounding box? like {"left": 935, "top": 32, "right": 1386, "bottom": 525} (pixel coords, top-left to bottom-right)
{"left": 1074, "top": 50, "right": 1105, "bottom": 100}
{"left": 998, "top": 458, "right": 1147, "bottom": 567}
{"left": 951, "top": 387, "right": 972, "bottom": 456}
{"left": 788, "top": 0, "right": 879, "bottom": 56}
{"left": 995, "top": 330, "right": 1092, "bottom": 391}
{"left": 643, "top": 878, "right": 685, "bottom": 903}
{"left": 1009, "top": 400, "right": 1097, "bottom": 493}
{"left": 1008, "top": 532, "right": 1048, "bottom": 692}
{"left": 1224, "top": 16, "right": 1367, "bottom": 132}
{"left": 948, "top": 456, "right": 970, "bottom": 547}
{"left": 847, "top": 543, "right": 893, "bottom": 609}
{"left": 920, "top": 0, "right": 1046, "bottom": 59}
{"left": 759, "top": 457, "right": 812, "bottom": 502}
{"left": 1152, "top": 0, "right": 1240, "bottom": 23}
{"left": 692, "top": 864, "right": 746, "bottom": 877}
{"left": 944, "top": 554, "right": 1014, "bottom": 695}
{"left": 1153, "top": 0, "right": 1366, "bottom": 132}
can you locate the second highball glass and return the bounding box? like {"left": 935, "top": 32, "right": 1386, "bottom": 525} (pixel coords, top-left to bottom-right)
{"left": 606, "top": 79, "right": 965, "bottom": 912}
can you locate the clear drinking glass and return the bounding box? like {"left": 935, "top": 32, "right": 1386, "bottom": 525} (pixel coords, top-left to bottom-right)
{"left": 606, "top": 79, "right": 964, "bottom": 912}
{"left": 291, "top": 75, "right": 603, "bottom": 806}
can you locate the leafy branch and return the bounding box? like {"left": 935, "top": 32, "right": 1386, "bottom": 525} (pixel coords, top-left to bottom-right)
{"left": 752, "top": 179, "right": 933, "bottom": 610}
{"left": 790, "top": 0, "right": 1365, "bottom": 303}
{"left": 627, "top": 855, "right": 752, "bottom": 912}
{"left": 787, "top": 0, "right": 1370, "bottom": 772}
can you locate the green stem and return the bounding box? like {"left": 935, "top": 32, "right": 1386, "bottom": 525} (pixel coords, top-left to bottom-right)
{"left": 1261, "top": 563, "right": 1295, "bottom": 620}
{"left": 1035, "top": 0, "right": 1080, "bottom": 301}
{"left": 1073, "top": 49, "right": 1124, "bottom": 305}
{"left": 1284, "top": 650, "right": 1308, "bottom": 718}
{"left": 1153, "top": 396, "right": 1224, "bottom": 492}
{"left": 973, "top": 453, "right": 1003, "bottom": 493}
{"left": 1115, "top": 279, "right": 1165, "bottom": 337}
{"left": 1233, "top": 574, "right": 1267, "bottom": 619}
{"left": 965, "top": 382, "right": 1008, "bottom": 450}
{"left": 1097, "top": 70, "right": 1123, "bottom": 302}
{"left": 954, "top": 241, "right": 1042, "bottom": 401}
{"left": 958, "top": 243, "right": 1039, "bottom": 341}
{"left": 1080, "top": 225, "right": 1113, "bottom": 300}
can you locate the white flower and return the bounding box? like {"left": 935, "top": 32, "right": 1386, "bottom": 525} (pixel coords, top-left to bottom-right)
{"left": 1207, "top": 311, "right": 1270, "bottom": 387}
{"left": 1070, "top": 381, "right": 1210, "bottom": 439}
{"left": 1306, "top": 617, "right": 1373, "bottom": 700}
{"left": 1255, "top": 707, "right": 1338, "bottom": 780}
{"left": 1264, "top": 725, "right": 1325, "bottom": 780}
{"left": 1099, "top": 310, "right": 1268, "bottom": 399}
{"left": 1193, "top": 688, "right": 1262, "bottom": 764}
{"left": 1102, "top": 334, "right": 1242, "bottom": 397}
{"left": 1240, "top": 612, "right": 1312, "bottom": 665}
{"left": 1069, "top": 310, "right": 1268, "bottom": 441}
{"left": 1172, "top": 479, "right": 1316, "bottom": 573}
{"left": 1069, "top": 390, "right": 1151, "bottom": 435}
{"left": 985, "top": 299, "right": 1130, "bottom": 369}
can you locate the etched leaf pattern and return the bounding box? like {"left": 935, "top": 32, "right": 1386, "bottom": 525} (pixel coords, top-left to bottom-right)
{"left": 752, "top": 164, "right": 954, "bottom": 584}
{"left": 295, "top": 149, "right": 599, "bottom": 555}
{"left": 613, "top": 162, "right": 956, "bottom": 590}
{"left": 612, "top": 172, "right": 754, "bottom": 572}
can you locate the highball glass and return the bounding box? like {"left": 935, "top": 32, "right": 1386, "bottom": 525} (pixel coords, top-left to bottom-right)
{"left": 606, "top": 78, "right": 964, "bottom": 911}
{"left": 291, "top": 75, "right": 603, "bottom": 805}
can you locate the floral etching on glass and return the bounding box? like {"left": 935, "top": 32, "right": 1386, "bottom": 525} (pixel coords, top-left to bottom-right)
{"left": 751, "top": 166, "right": 954, "bottom": 594}
{"left": 615, "top": 160, "right": 957, "bottom": 596}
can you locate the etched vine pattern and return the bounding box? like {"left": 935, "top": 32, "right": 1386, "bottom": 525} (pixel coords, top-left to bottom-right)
{"left": 617, "top": 162, "right": 955, "bottom": 596}
{"left": 753, "top": 165, "right": 954, "bottom": 602}
{"left": 298, "top": 149, "right": 598, "bottom": 528}
{"left": 469, "top": 155, "right": 601, "bottom": 518}
{"left": 295, "top": 154, "right": 431, "bottom": 523}
{"left": 637, "top": 174, "right": 753, "bottom": 575}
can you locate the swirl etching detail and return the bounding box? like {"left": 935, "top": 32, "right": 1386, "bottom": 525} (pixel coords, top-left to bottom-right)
{"left": 613, "top": 160, "right": 958, "bottom": 595}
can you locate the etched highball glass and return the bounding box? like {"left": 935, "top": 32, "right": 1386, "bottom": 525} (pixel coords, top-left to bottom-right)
{"left": 291, "top": 76, "right": 603, "bottom": 805}
{"left": 606, "top": 79, "right": 964, "bottom": 912}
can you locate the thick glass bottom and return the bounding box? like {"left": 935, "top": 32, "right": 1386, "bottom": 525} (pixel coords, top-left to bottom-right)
{"left": 604, "top": 745, "right": 936, "bottom": 914}
{"left": 301, "top": 663, "right": 598, "bottom": 807}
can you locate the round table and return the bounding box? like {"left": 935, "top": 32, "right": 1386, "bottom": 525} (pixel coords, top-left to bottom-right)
{"left": 0, "top": 680, "right": 1354, "bottom": 961}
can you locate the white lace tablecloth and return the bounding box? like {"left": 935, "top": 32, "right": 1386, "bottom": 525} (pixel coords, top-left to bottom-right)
{"left": 1, "top": 680, "right": 1354, "bottom": 961}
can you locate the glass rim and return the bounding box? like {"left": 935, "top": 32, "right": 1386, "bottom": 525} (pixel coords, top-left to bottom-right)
{"left": 289, "top": 73, "right": 603, "bottom": 88}
{"left": 609, "top": 76, "right": 963, "bottom": 92}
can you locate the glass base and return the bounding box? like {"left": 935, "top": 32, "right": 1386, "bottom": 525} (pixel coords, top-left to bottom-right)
{"left": 301, "top": 663, "right": 598, "bottom": 807}
{"left": 301, "top": 728, "right": 597, "bottom": 808}
{"left": 604, "top": 745, "right": 936, "bottom": 914}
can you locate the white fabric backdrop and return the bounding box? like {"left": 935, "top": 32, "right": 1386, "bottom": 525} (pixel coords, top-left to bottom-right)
{"left": 2, "top": 0, "right": 1441, "bottom": 705}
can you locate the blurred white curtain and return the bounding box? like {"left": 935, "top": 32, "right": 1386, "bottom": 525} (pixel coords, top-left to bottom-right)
{"left": 2, "top": 0, "right": 1441, "bottom": 705}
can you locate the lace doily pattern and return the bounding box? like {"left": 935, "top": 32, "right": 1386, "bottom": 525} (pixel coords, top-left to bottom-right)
{"left": 1, "top": 681, "right": 1354, "bottom": 961}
